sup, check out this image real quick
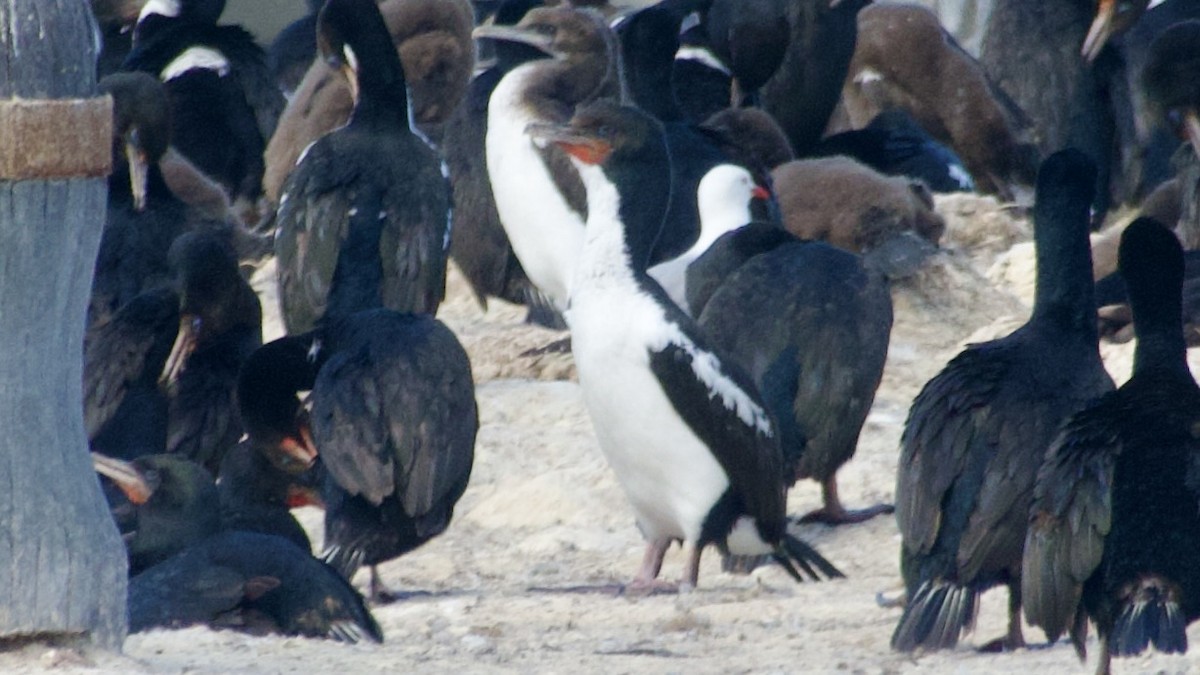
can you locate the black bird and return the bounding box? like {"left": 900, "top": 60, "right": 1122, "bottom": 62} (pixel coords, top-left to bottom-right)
{"left": 128, "top": 530, "right": 382, "bottom": 642}
{"left": 85, "top": 229, "right": 262, "bottom": 475}
{"left": 892, "top": 149, "right": 1114, "bottom": 652}
{"left": 703, "top": 0, "right": 789, "bottom": 105}
{"left": 93, "top": 452, "right": 222, "bottom": 576}
{"left": 274, "top": 0, "right": 451, "bottom": 335}
{"left": 267, "top": 0, "right": 324, "bottom": 96}
{"left": 90, "top": 72, "right": 188, "bottom": 328}
{"left": 245, "top": 4, "right": 477, "bottom": 601}
{"left": 529, "top": 100, "right": 842, "bottom": 592}
{"left": 443, "top": 0, "right": 548, "bottom": 316}
{"left": 813, "top": 109, "right": 976, "bottom": 193}
{"left": 1023, "top": 218, "right": 1200, "bottom": 675}
{"left": 757, "top": 0, "right": 872, "bottom": 157}
{"left": 688, "top": 223, "right": 895, "bottom": 525}
{"left": 473, "top": 5, "right": 622, "bottom": 313}
{"left": 123, "top": 0, "right": 284, "bottom": 221}
{"left": 94, "top": 452, "right": 381, "bottom": 642}
{"left": 239, "top": 310, "right": 478, "bottom": 604}
{"left": 672, "top": 8, "right": 733, "bottom": 123}
{"left": 217, "top": 439, "right": 319, "bottom": 553}
{"left": 617, "top": 3, "right": 741, "bottom": 271}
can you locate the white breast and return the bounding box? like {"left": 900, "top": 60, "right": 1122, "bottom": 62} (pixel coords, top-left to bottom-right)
{"left": 568, "top": 285, "right": 731, "bottom": 543}
{"left": 485, "top": 65, "right": 587, "bottom": 311}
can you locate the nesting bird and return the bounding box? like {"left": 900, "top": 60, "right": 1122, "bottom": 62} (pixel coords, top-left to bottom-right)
{"left": 530, "top": 100, "right": 842, "bottom": 591}
{"left": 892, "top": 149, "right": 1114, "bottom": 652}
{"left": 1023, "top": 218, "right": 1200, "bottom": 675}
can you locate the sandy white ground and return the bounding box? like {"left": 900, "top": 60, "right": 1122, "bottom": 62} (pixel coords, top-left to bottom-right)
{"left": 4, "top": 194, "right": 1200, "bottom": 674}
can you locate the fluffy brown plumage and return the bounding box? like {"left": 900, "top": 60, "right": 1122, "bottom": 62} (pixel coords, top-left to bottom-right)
{"left": 771, "top": 156, "right": 945, "bottom": 254}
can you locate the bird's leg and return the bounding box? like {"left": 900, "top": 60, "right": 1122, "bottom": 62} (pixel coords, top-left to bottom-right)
{"left": 978, "top": 584, "right": 1027, "bottom": 652}
{"left": 679, "top": 540, "right": 702, "bottom": 592}
{"left": 623, "top": 537, "right": 677, "bottom": 596}
{"left": 797, "top": 475, "right": 895, "bottom": 525}
{"left": 1094, "top": 636, "right": 1112, "bottom": 675}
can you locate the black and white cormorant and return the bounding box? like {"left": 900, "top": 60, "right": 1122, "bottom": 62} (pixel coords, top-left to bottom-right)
{"left": 892, "top": 149, "right": 1115, "bottom": 652}
{"left": 1023, "top": 217, "right": 1200, "bottom": 675}
{"left": 274, "top": 0, "right": 451, "bottom": 335}
{"left": 123, "top": 0, "right": 284, "bottom": 220}
{"left": 688, "top": 223, "right": 895, "bottom": 525}
{"left": 474, "top": 5, "right": 622, "bottom": 312}
{"left": 529, "top": 100, "right": 842, "bottom": 592}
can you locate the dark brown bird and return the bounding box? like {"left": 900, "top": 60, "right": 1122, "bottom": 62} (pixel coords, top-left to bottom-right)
{"left": 892, "top": 149, "right": 1114, "bottom": 653}
{"left": 688, "top": 223, "right": 894, "bottom": 525}
{"left": 846, "top": 3, "right": 1040, "bottom": 202}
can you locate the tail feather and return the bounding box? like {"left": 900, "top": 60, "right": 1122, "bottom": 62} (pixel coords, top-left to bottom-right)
{"left": 775, "top": 534, "right": 845, "bottom": 582}
{"left": 1111, "top": 580, "right": 1187, "bottom": 657}
{"left": 321, "top": 544, "right": 366, "bottom": 582}
{"left": 891, "top": 580, "right": 978, "bottom": 652}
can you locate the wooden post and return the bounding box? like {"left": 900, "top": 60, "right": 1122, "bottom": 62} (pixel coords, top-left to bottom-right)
{"left": 0, "top": 0, "right": 127, "bottom": 649}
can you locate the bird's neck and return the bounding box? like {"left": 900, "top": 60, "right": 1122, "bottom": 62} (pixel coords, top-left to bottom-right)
{"left": 324, "top": 190, "right": 387, "bottom": 320}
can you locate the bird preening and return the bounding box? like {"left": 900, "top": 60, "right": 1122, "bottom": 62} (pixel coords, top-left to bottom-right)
{"left": 66, "top": 0, "right": 1200, "bottom": 671}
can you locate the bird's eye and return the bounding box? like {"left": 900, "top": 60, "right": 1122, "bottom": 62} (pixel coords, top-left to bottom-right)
{"left": 533, "top": 23, "right": 556, "bottom": 36}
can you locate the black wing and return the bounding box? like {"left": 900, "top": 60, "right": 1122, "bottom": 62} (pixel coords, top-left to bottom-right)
{"left": 83, "top": 288, "right": 179, "bottom": 441}
{"left": 1022, "top": 398, "right": 1120, "bottom": 642}
{"left": 312, "top": 313, "right": 477, "bottom": 527}
{"left": 647, "top": 322, "right": 786, "bottom": 538}
{"left": 274, "top": 138, "right": 352, "bottom": 333}
{"left": 895, "top": 344, "right": 1010, "bottom": 556}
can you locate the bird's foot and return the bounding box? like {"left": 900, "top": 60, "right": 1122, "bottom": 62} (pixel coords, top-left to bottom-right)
{"left": 519, "top": 336, "right": 572, "bottom": 357}
{"left": 796, "top": 502, "right": 895, "bottom": 526}
{"left": 621, "top": 578, "right": 680, "bottom": 597}
{"left": 977, "top": 634, "right": 1025, "bottom": 653}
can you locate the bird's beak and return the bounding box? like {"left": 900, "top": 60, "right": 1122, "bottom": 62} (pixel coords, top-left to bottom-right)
{"left": 286, "top": 483, "right": 325, "bottom": 509}
{"left": 160, "top": 314, "right": 199, "bottom": 386}
{"left": 125, "top": 130, "right": 148, "bottom": 212}
{"left": 473, "top": 24, "right": 555, "bottom": 55}
{"left": 279, "top": 424, "right": 318, "bottom": 470}
{"left": 1183, "top": 107, "right": 1200, "bottom": 160}
{"left": 92, "top": 452, "right": 153, "bottom": 505}
{"left": 751, "top": 185, "right": 771, "bottom": 201}
{"left": 526, "top": 121, "right": 613, "bottom": 165}
{"left": 1082, "top": 0, "right": 1116, "bottom": 63}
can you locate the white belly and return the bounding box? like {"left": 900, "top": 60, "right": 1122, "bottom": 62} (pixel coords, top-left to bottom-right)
{"left": 568, "top": 288, "right": 731, "bottom": 543}
{"left": 485, "top": 67, "right": 586, "bottom": 310}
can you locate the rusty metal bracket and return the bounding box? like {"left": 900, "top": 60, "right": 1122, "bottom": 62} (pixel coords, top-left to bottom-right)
{"left": 0, "top": 97, "right": 113, "bottom": 180}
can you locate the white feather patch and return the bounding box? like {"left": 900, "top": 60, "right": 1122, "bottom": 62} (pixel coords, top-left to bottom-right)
{"left": 139, "top": 0, "right": 181, "bottom": 21}
{"left": 674, "top": 46, "right": 732, "bottom": 77}
{"left": 161, "top": 46, "right": 230, "bottom": 81}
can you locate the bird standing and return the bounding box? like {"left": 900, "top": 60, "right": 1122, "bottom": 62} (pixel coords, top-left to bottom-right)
{"left": 1023, "top": 218, "right": 1200, "bottom": 675}
{"left": 530, "top": 100, "right": 842, "bottom": 592}
{"left": 892, "top": 149, "right": 1114, "bottom": 652}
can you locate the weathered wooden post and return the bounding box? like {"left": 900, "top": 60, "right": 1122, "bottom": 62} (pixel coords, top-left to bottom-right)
{"left": 0, "top": 0, "right": 127, "bottom": 649}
